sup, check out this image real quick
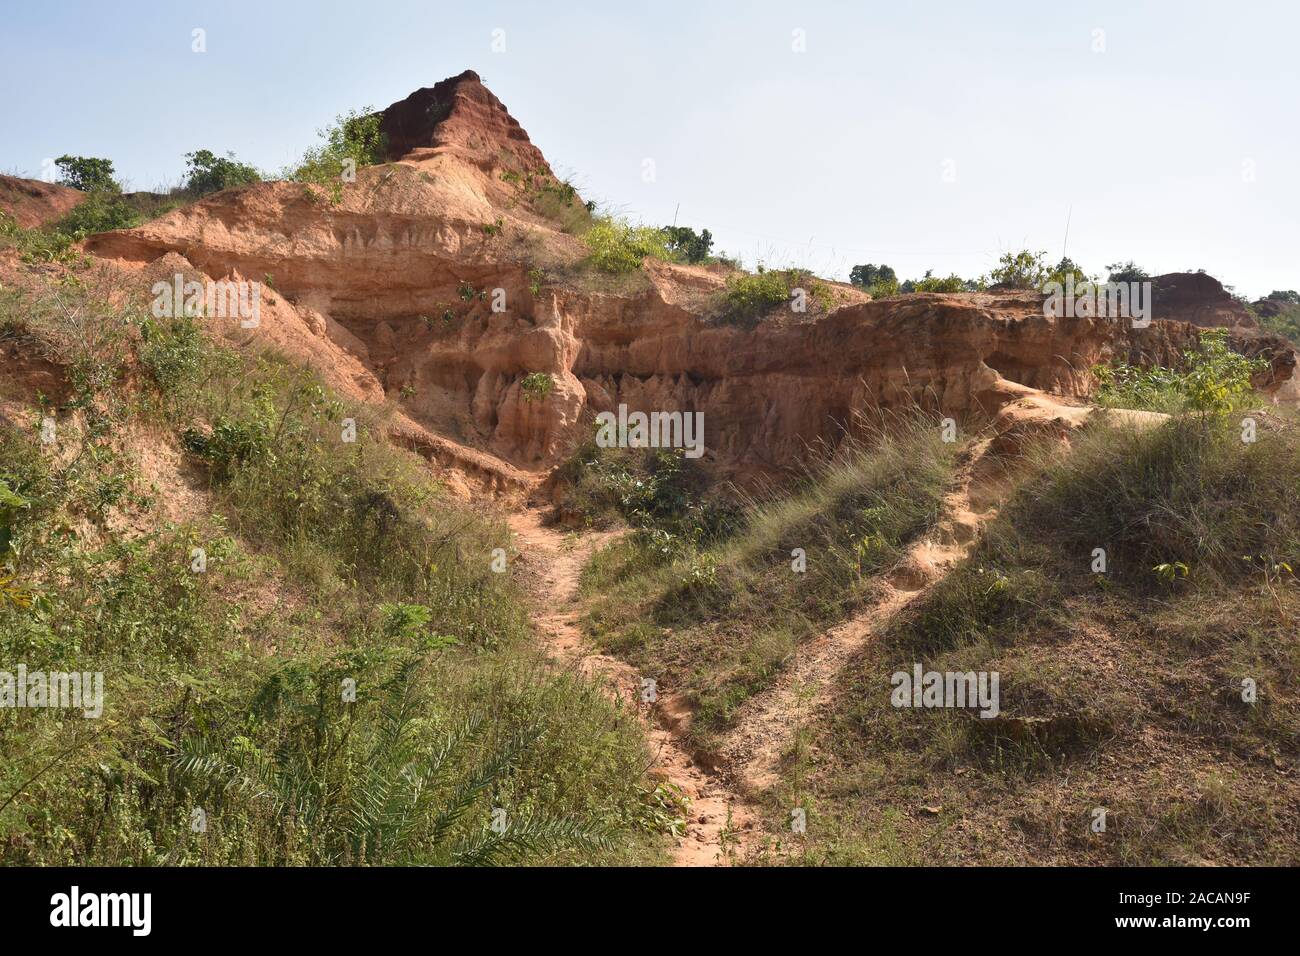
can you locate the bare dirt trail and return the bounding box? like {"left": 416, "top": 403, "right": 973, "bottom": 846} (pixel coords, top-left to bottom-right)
{"left": 507, "top": 509, "right": 758, "bottom": 866}
{"left": 507, "top": 439, "right": 1004, "bottom": 860}
{"left": 715, "top": 439, "right": 1001, "bottom": 796}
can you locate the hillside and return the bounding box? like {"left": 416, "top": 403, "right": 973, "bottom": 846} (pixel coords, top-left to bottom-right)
{"left": 2, "top": 69, "right": 1298, "bottom": 868}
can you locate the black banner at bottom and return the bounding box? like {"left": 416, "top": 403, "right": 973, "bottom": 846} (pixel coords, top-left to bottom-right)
{"left": 0, "top": 865, "right": 1280, "bottom": 941}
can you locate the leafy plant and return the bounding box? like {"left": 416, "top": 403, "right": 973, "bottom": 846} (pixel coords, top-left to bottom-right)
{"left": 1152, "top": 561, "right": 1190, "bottom": 585}
{"left": 1106, "top": 260, "right": 1150, "bottom": 283}
{"left": 987, "top": 249, "right": 1049, "bottom": 289}
{"left": 717, "top": 268, "right": 832, "bottom": 325}
{"left": 910, "top": 270, "right": 969, "bottom": 293}
{"left": 183, "top": 149, "right": 261, "bottom": 196}
{"left": 850, "top": 263, "right": 896, "bottom": 289}
{"left": 582, "top": 216, "right": 675, "bottom": 273}
{"left": 1093, "top": 329, "right": 1266, "bottom": 415}
{"left": 520, "top": 372, "right": 554, "bottom": 402}
{"left": 48, "top": 191, "right": 140, "bottom": 237}
{"left": 660, "top": 226, "right": 714, "bottom": 264}
{"left": 289, "top": 107, "right": 387, "bottom": 203}
{"left": 0, "top": 477, "right": 30, "bottom": 560}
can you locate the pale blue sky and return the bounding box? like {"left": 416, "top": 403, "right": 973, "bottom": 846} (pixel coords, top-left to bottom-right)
{"left": 2, "top": 0, "right": 1296, "bottom": 296}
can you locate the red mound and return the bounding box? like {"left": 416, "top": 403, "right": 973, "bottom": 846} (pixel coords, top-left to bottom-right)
{"left": 378, "top": 69, "right": 552, "bottom": 175}
{"left": 1151, "top": 271, "right": 1254, "bottom": 328}
{"left": 0, "top": 174, "right": 86, "bottom": 229}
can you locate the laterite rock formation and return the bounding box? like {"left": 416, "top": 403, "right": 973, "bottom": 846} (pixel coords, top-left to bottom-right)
{"left": 62, "top": 70, "right": 1295, "bottom": 492}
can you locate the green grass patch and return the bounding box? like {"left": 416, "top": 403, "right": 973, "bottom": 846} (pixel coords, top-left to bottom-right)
{"left": 580, "top": 415, "right": 956, "bottom": 743}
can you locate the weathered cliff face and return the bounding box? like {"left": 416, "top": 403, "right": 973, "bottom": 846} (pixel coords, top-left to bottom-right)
{"left": 74, "top": 71, "right": 1297, "bottom": 491}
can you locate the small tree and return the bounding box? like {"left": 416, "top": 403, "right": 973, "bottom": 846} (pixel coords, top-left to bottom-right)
{"left": 987, "top": 249, "right": 1048, "bottom": 289}
{"left": 183, "top": 149, "right": 261, "bottom": 196}
{"left": 54, "top": 155, "right": 121, "bottom": 193}
{"left": 1106, "top": 260, "right": 1150, "bottom": 284}
{"left": 849, "top": 263, "right": 897, "bottom": 288}
{"left": 1045, "top": 256, "right": 1093, "bottom": 288}
{"left": 660, "top": 226, "right": 713, "bottom": 264}
{"left": 290, "top": 107, "right": 388, "bottom": 202}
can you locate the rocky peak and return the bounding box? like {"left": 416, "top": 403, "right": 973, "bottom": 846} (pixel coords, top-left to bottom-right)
{"left": 377, "top": 69, "right": 552, "bottom": 176}
{"left": 1150, "top": 271, "right": 1255, "bottom": 329}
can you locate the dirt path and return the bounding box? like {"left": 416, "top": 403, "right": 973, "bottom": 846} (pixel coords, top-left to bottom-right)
{"left": 508, "top": 440, "right": 1002, "bottom": 860}
{"left": 507, "top": 509, "right": 758, "bottom": 866}
{"left": 715, "top": 439, "right": 1000, "bottom": 796}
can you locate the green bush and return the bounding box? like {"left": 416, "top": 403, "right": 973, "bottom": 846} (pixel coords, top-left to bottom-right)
{"left": 500, "top": 169, "right": 593, "bottom": 234}
{"left": 910, "top": 271, "right": 968, "bottom": 293}
{"left": 1093, "top": 329, "right": 1265, "bottom": 414}
{"left": 50, "top": 191, "right": 141, "bottom": 237}
{"left": 139, "top": 316, "right": 213, "bottom": 394}
{"left": 582, "top": 217, "right": 675, "bottom": 273}
{"left": 1106, "top": 260, "right": 1150, "bottom": 283}
{"left": 717, "top": 268, "right": 833, "bottom": 325}
{"left": 520, "top": 372, "right": 554, "bottom": 402}
{"left": 183, "top": 149, "right": 262, "bottom": 196}
{"left": 988, "top": 249, "right": 1049, "bottom": 289}
{"left": 289, "top": 108, "right": 388, "bottom": 202}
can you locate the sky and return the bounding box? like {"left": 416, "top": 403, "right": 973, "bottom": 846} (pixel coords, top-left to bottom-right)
{"left": 1, "top": 0, "right": 1296, "bottom": 297}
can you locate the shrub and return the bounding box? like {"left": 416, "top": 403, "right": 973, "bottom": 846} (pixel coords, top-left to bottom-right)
{"left": 183, "top": 149, "right": 262, "bottom": 196}
{"left": 139, "top": 316, "right": 212, "bottom": 394}
{"left": 290, "top": 108, "right": 387, "bottom": 202}
{"left": 1043, "top": 256, "right": 1093, "bottom": 288}
{"left": 500, "top": 169, "right": 593, "bottom": 234}
{"left": 582, "top": 217, "right": 675, "bottom": 273}
{"left": 49, "top": 191, "right": 141, "bottom": 237}
{"left": 987, "top": 249, "right": 1048, "bottom": 289}
{"left": 1106, "top": 260, "right": 1150, "bottom": 283}
{"left": 910, "top": 271, "right": 968, "bottom": 293}
{"left": 1093, "top": 329, "right": 1266, "bottom": 415}
{"left": 558, "top": 439, "right": 735, "bottom": 548}
{"left": 1253, "top": 291, "right": 1300, "bottom": 346}
{"left": 0, "top": 211, "right": 76, "bottom": 263}
{"left": 717, "top": 268, "right": 832, "bottom": 324}
{"left": 520, "top": 372, "right": 553, "bottom": 402}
